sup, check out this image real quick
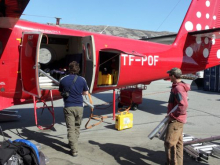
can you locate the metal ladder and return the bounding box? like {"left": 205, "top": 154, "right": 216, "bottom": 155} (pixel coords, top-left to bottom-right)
{"left": 33, "top": 90, "right": 55, "bottom": 130}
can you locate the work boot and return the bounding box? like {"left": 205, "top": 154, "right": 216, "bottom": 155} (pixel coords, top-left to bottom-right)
{"left": 70, "top": 150, "right": 78, "bottom": 157}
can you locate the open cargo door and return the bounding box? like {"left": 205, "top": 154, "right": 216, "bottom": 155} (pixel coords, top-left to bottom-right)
{"left": 82, "top": 35, "right": 96, "bottom": 93}
{"left": 20, "top": 32, "right": 43, "bottom": 98}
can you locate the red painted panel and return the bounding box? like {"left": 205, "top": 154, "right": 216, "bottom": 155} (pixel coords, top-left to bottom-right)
{"left": 20, "top": 32, "right": 41, "bottom": 97}
{"left": 0, "top": 96, "right": 15, "bottom": 110}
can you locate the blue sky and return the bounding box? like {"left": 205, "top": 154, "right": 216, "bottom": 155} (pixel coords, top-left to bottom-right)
{"left": 21, "top": 0, "right": 191, "bottom": 32}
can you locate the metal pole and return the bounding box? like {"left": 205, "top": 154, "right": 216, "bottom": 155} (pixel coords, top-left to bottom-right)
{"left": 184, "top": 136, "right": 220, "bottom": 146}
{"left": 193, "top": 144, "right": 218, "bottom": 150}
{"left": 39, "top": 69, "right": 59, "bottom": 85}
{"left": 113, "top": 89, "right": 115, "bottom": 120}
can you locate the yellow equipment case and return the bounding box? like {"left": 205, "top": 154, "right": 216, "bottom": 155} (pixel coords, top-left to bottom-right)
{"left": 115, "top": 111, "right": 133, "bottom": 131}
{"left": 102, "top": 74, "right": 113, "bottom": 85}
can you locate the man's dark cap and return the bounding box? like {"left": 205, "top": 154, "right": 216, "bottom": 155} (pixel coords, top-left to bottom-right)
{"left": 167, "top": 67, "right": 182, "bottom": 77}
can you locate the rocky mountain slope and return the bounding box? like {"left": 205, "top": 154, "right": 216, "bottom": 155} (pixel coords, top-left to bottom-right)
{"left": 59, "top": 24, "right": 175, "bottom": 40}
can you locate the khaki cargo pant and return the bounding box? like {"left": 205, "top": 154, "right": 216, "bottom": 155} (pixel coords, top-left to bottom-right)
{"left": 63, "top": 106, "right": 83, "bottom": 153}
{"left": 164, "top": 120, "right": 184, "bottom": 165}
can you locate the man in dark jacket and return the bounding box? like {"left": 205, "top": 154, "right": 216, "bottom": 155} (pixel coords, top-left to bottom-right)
{"left": 164, "top": 68, "right": 190, "bottom": 165}
{"left": 59, "top": 61, "right": 88, "bottom": 157}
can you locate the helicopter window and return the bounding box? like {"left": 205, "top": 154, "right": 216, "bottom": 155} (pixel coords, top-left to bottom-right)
{"left": 86, "top": 43, "right": 92, "bottom": 60}
{"left": 82, "top": 44, "right": 86, "bottom": 55}
{"left": 39, "top": 47, "right": 53, "bottom": 64}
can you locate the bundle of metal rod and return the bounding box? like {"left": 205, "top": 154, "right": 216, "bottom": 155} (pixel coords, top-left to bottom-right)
{"left": 182, "top": 133, "right": 220, "bottom": 162}
{"left": 184, "top": 145, "right": 201, "bottom": 161}
{"left": 38, "top": 69, "right": 94, "bottom": 109}
{"left": 184, "top": 136, "right": 220, "bottom": 146}
{"left": 148, "top": 105, "right": 178, "bottom": 140}
{"left": 148, "top": 117, "right": 169, "bottom": 140}
{"left": 193, "top": 143, "right": 218, "bottom": 151}
{"left": 191, "top": 145, "right": 210, "bottom": 160}
{"left": 212, "top": 146, "right": 220, "bottom": 157}
{"left": 158, "top": 121, "right": 168, "bottom": 140}
{"left": 184, "top": 145, "right": 208, "bottom": 161}
{"left": 183, "top": 134, "right": 195, "bottom": 142}
{"left": 199, "top": 149, "right": 210, "bottom": 158}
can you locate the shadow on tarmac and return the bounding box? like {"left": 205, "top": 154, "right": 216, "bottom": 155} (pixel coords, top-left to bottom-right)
{"left": 88, "top": 140, "right": 207, "bottom": 165}
{"left": 16, "top": 127, "right": 69, "bottom": 155}
{"left": 0, "top": 107, "right": 65, "bottom": 130}
{"left": 89, "top": 140, "right": 160, "bottom": 165}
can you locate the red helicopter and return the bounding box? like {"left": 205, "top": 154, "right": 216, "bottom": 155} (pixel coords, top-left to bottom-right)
{"left": 0, "top": 0, "right": 220, "bottom": 129}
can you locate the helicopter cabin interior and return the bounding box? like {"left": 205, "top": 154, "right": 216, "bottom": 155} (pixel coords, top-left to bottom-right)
{"left": 38, "top": 34, "right": 83, "bottom": 89}
{"left": 98, "top": 50, "right": 120, "bottom": 87}
{"left": 33, "top": 34, "right": 120, "bottom": 91}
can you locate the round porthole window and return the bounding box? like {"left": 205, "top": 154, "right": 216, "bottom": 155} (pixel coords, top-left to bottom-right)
{"left": 39, "top": 46, "right": 55, "bottom": 64}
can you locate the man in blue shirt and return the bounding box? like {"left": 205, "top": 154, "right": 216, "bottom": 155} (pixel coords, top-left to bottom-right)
{"left": 59, "top": 61, "right": 88, "bottom": 157}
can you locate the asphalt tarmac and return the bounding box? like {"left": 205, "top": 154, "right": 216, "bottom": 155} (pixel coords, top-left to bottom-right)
{"left": 1, "top": 79, "right": 220, "bottom": 165}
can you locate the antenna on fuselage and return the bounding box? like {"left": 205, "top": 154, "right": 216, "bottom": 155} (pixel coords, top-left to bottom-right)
{"left": 22, "top": 14, "right": 62, "bottom": 25}
{"left": 55, "top": 17, "right": 61, "bottom": 25}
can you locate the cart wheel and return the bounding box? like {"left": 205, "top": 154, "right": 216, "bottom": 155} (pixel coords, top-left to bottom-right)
{"left": 118, "top": 102, "right": 123, "bottom": 108}
{"left": 131, "top": 103, "right": 138, "bottom": 110}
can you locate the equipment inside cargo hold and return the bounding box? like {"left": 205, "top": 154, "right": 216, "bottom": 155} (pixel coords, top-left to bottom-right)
{"left": 37, "top": 34, "right": 120, "bottom": 90}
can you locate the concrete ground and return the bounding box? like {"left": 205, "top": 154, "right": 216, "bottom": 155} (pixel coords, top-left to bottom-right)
{"left": 1, "top": 79, "right": 220, "bottom": 165}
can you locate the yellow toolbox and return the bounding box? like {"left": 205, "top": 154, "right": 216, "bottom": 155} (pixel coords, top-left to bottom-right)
{"left": 102, "top": 74, "right": 113, "bottom": 85}
{"left": 115, "top": 111, "right": 133, "bottom": 131}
